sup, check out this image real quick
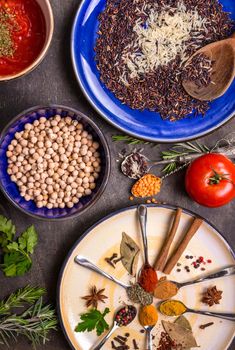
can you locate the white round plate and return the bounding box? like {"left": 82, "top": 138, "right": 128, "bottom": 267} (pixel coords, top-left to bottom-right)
{"left": 58, "top": 205, "right": 235, "bottom": 350}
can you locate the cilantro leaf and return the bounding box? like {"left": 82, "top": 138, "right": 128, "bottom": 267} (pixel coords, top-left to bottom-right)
{"left": 1, "top": 252, "right": 32, "bottom": 277}
{"left": 75, "top": 308, "right": 110, "bottom": 336}
{"left": 18, "top": 225, "right": 38, "bottom": 254}
{"left": 0, "top": 215, "right": 16, "bottom": 248}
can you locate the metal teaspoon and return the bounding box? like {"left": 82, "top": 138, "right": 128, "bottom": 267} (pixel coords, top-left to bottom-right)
{"left": 170, "top": 265, "right": 235, "bottom": 290}
{"left": 143, "top": 324, "right": 156, "bottom": 350}
{"left": 138, "top": 205, "right": 158, "bottom": 293}
{"left": 159, "top": 300, "right": 235, "bottom": 321}
{"left": 92, "top": 305, "right": 137, "bottom": 350}
{"left": 74, "top": 255, "right": 131, "bottom": 289}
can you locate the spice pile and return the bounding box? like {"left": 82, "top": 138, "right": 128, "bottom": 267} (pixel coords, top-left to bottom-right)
{"left": 7, "top": 115, "right": 101, "bottom": 209}
{"left": 127, "top": 283, "right": 153, "bottom": 306}
{"left": 154, "top": 277, "right": 178, "bottom": 299}
{"left": 139, "top": 304, "right": 158, "bottom": 327}
{"left": 131, "top": 173, "right": 161, "bottom": 198}
{"left": 115, "top": 305, "right": 137, "bottom": 327}
{"left": 121, "top": 152, "right": 148, "bottom": 179}
{"left": 157, "top": 331, "right": 180, "bottom": 350}
{"left": 160, "top": 300, "right": 186, "bottom": 317}
{"left": 0, "top": 8, "right": 16, "bottom": 58}
{"left": 138, "top": 264, "right": 158, "bottom": 292}
{"left": 95, "top": 0, "right": 233, "bottom": 119}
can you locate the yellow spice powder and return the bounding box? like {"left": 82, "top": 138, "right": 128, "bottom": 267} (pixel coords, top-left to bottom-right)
{"left": 139, "top": 304, "right": 158, "bottom": 327}
{"left": 159, "top": 300, "right": 186, "bottom": 316}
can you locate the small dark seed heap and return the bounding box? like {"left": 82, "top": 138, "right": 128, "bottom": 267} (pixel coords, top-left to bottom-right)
{"left": 182, "top": 53, "right": 214, "bottom": 89}
{"left": 157, "top": 331, "right": 183, "bottom": 349}
{"left": 121, "top": 152, "right": 148, "bottom": 179}
{"left": 95, "top": 0, "right": 234, "bottom": 120}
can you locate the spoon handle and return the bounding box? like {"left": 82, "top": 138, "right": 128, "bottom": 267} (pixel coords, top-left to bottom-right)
{"left": 138, "top": 205, "right": 149, "bottom": 265}
{"left": 146, "top": 328, "right": 153, "bottom": 350}
{"left": 179, "top": 265, "right": 235, "bottom": 288}
{"left": 74, "top": 255, "right": 129, "bottom": 289}
{"left": 149, "top": 151, "right": 235, "bottom": 169}
{"left": 92, "top": 323, "right": 119, "bottom": 350}
{"left": 187, "top": 309, "right": 235, "bottom": 321}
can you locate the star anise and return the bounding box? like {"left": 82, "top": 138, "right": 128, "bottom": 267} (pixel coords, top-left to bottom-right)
{"left": 201, "top": 286, "right": 223, "bottom": 307}
{"left": 81, "top": 286, "right": 108, "bottom": 308}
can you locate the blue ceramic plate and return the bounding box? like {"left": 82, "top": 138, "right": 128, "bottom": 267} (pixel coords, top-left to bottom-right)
{"left": 71, "top": 0, "right": 235, "bottom": 142}
{"left": 0, "top": 106, "right": 110, "bottom": 220}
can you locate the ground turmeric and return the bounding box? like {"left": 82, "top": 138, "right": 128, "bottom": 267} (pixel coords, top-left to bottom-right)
{"left": 159, "top": 300, "right": 186, "bottom": 316}
{"left": 139, "top": 304, "right": 158, "bottom": 327}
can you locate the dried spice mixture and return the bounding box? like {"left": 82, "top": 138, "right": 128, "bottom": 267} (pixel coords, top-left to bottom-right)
{"left": 95, "top": 0, "right": 233, "bottom": 120}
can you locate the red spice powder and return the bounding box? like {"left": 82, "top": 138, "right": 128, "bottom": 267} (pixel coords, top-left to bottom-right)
{"left": 138, "top": 265, "right": 158, "bottom": 293}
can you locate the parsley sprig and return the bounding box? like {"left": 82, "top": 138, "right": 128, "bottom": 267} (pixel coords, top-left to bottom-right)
{"left": 0, "top": 215, "right": 38, "bottom": 277}
{"left": 75, "top": 308, "right": 110, "bottom": 336}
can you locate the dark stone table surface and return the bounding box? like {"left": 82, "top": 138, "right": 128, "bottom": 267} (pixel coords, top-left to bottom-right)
{"left": 0, "top": 1, "right": 234, "bottom": 349}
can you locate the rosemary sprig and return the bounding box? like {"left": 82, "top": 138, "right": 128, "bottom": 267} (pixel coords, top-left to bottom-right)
{"left": 161, "top": 141, "right": 210, "bottom": 174}
{"left": 0, "top": 286, "right": 57, "bottom": 348}
{"left": 112, "top": 134, "right": 157, "bottom": 146}
{"left": 0, "top": 286, "right": 45, "bottom": 315}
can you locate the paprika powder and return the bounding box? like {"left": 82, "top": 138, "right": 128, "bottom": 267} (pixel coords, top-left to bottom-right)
{"left": 138, "top": 265, "right": 158, "bottom": 293}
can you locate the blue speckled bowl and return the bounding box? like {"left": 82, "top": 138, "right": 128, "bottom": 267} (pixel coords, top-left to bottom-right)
{"left": 0, "top": 105, "right": 110, "bottom": 220}
{"left": 71, "top": 0, "right": 235, "bottom": 142}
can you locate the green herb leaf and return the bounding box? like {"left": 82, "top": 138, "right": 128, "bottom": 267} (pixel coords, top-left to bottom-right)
{"left": 18, "top": 225, "right": 38, "bottom": 254}
{"left": 112, "top": 134, "right": 157, "bottom": 146}
{"left": 1, "top": 252, "right": 32, "bottom": 277}
{"left": 75, "top": 308, "right": 110, "bottom": 336}
{"left": 0, "top": 216, "right": 38, "bottom": 277}
{"left": 160, "top": 141, "right": 211, "bottom": 175}
{"left": 0, "top": 215, "right": 16, "bottom": 248}
{"left": 0, "top": 286, "right": 57, "bottom": 347}
{"left": 0, "top": 285, "right": 45, "bottom": 315}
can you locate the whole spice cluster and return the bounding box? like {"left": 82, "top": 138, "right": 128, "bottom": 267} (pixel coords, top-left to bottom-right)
{"left": 201, "top": 286, "right": 223, "bottom": 306}
{"left": 95, "top": 0, "right": 233, "bottom": 120}
{"left": 6, "top": 115, "right": 101, "bottom": 209}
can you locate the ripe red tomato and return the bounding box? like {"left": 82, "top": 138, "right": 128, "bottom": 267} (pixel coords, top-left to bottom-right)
{"left": 185, "top": 153, "right": 235, "bottom": 207}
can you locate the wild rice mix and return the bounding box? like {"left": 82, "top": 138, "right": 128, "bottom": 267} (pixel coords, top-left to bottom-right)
{"left": 95, "top": 0, "right": 234, "bottom": 120}
{"left": 182, "top": 53, "right": 214, "bottom": 88}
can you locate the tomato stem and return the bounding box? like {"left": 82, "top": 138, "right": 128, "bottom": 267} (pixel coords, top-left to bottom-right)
{"left": 209, "top": 169, "right": 230, "bottom": 185}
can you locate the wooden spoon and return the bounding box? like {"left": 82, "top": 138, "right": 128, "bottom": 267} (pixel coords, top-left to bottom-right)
{"left": 183, "top": 33, "right": 235, "bottom": 101}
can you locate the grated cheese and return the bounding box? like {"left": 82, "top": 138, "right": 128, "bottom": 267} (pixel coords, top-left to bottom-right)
{"left": 121, "top": 1, "right": 209, "bottom": 79}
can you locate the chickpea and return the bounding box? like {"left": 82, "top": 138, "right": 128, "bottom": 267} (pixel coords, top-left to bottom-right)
{"left": 85, "top": 189, "right": 92, "bottom": 195}
{"left": 6, "top": 115, "right": 101, "bottom": 209}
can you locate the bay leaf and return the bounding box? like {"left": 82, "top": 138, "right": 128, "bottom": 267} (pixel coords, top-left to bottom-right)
{"left": 175, "top": 316, "right": 192, "bottom": 350}
{"left": 162, "top": 320, "right": 199, "bottom": 349}
{"left": 120, "top": 232, "right": 140, "bottom": 276}
{"left": 131, "top": 250, "right": 140, "bottom": 276}
{"left": 175, "top": 315, "right": 192, "bottom": 331}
